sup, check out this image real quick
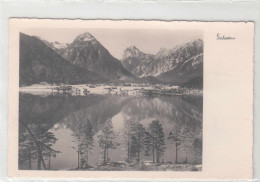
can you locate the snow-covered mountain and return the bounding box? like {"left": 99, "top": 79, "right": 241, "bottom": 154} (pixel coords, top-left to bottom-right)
{"left": 121, "top": 39, "right": 203, "bottom": 85}
{"left": 19, "top": 33, "right": 105, "bottom": 86}
{"left": 43, "top": 32, "right": 136, "bottom": 81}
{"left": 40, "top": 39, "right": 68, "bottom": 52}
{"left": 31, "top": 32, "right": 203, "bottom": 86}
{"left": 49, "top": 41, "right": 68, "bottom": 49}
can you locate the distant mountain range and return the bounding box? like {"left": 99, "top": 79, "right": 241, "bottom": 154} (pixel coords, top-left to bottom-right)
{"left": 122, "top": 39, "right": 203, "bottom": 85}
{"left": 20, "top": 32, "right": 203, "bottom": 88}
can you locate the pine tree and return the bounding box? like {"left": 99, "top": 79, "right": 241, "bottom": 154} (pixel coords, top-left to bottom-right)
{"left": 134, "top": 123, "right": 146, "bottom": 161}
{"left": 168, "top": 124, "right": 181, "bottom": 164}
{"left": 144, "top": 131, "right": 153, "bottom": 159}
{"left": 129, "top": 135, "right": 138, "bottom": 160}
{"left": 122, "top": 119, "right": 136, "bottom": 162}
{"left": 122, "top": 120, "right": 146, "bottom": 163}
{"left": 80, "top": 119, "right": 94, "bottom": 168}
{"left": 72, "top": 123, "right": 83, "bottom": 169}
{"left": 145, "top": 120, "right": 166, "bottom": 163}
{"left": 19, "top": 130, "right": 37, "bottom": 169}
{"left": 72, "top": 119, "right": 94, "bottom": 168}
{"left": 193, "top": 137, "right": 202, "bottom": 164}
{"left": 97, "top": 119, "right": 119, "bottom": 165}
{"left": 19, "top": 121, "right": 60, "bottom": 170}
{"left": 179, "top": 127, "right": 194, "bottom": 163}
{"left": 34, "top": 124, "right": 60, "bottom": 170}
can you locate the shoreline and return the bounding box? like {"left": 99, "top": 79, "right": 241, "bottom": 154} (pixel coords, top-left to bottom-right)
{"left": 19, "top": 83, "right": 203, "bottom": 97}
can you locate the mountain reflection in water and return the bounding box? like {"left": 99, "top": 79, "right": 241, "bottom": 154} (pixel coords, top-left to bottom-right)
{"left": 19, "top": 93, "right": 202, "bottom": 170}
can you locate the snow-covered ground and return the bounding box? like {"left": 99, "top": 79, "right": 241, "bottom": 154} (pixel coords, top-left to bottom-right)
{"left": 19, "top": 84, "right": 53, "bottom": 95}
{"left": 71, "top": 84, "right": 155, "bottom": 96}
{"left": 19, "top": 83, "right": 179, "bottom": 97}
{"left": 75, "top": 162, "right": 202, "bottom": 171}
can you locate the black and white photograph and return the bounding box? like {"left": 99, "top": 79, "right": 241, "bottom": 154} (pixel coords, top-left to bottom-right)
{"left": 18, "top": 25, "right": 203, "bottom": 171}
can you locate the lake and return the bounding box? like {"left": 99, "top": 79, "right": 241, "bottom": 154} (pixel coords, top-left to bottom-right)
{"left": 18, "top": 93, "right": 202, "bottom": 170}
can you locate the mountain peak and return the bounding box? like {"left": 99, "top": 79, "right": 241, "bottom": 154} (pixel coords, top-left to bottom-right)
{"left": 123, "top": 46, "right": 143, "bottom": 59}
{"left": 124, "top": 45, "right": 143, "bottom": 54}
{"left": 128, "top": 45, "right": 138, "bottom": 50}
{"left": 74, "top": 32, "right": 95, "bottom": 42}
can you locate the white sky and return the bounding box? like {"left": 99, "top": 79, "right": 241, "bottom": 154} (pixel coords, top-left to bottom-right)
{"left": 21, "top": 28, "right": 203, "bottom": 60}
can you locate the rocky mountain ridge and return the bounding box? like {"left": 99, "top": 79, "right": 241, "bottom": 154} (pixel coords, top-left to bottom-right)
{"left": 121, "top": 39, "right": 203, "bottom": 78}
{"left": 19, "top": 33, "right": 106, "bottom": 86}
{"left": 21, "top": 32, "right": 203, "bottom": 87}
{"left": 43, "top": 32, "right": 135, "bottom": 81}
{"left": 121, "top": 39, "right": 203, "bottom": 86}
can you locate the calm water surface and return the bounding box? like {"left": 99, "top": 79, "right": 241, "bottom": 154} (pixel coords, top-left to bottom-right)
{"left": 19, "top": 93, "right": 202, "bottom": 170}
